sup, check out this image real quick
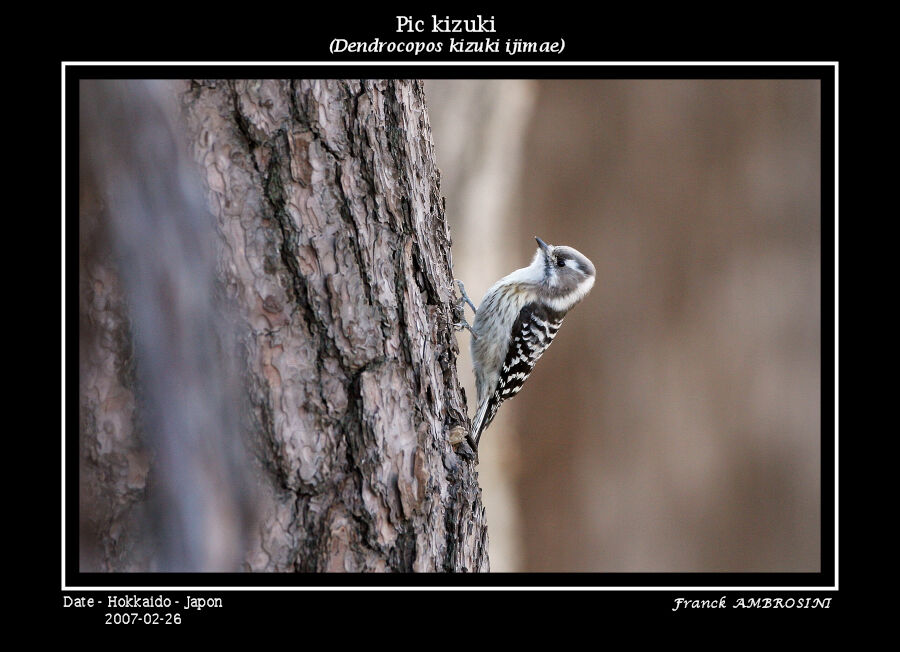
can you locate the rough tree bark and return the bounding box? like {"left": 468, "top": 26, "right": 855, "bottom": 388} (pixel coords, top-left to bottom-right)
{"left": 78, "top": 79, "right": 489, "bottom": 573}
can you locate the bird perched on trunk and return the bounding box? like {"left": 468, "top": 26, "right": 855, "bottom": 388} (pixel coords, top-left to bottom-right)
{"left": 455, "top": 237, "right": 596, "bottom": 449}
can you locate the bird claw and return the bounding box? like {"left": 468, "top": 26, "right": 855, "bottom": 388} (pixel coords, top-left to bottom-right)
{"left": 453, "top": 320, "right": 478, "bottom": 339}
{"left": 452, "top": 279, "right": 478, "bottom": 339}
{"left": 454, "top": 279, "right": 478, "bottom": 314}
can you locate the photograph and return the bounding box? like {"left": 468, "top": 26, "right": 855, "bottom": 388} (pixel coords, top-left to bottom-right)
{"left": 68, "top": 62, "right": 835, "bottom": 616}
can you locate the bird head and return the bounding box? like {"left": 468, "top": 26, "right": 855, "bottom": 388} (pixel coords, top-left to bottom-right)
{"left": 534, "top": 236, "right": 596, "bottom": 311}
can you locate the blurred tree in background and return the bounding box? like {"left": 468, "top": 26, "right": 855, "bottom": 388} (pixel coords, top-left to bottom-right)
{"left": 425, "top": 79, "right": 537, "bottom": 570}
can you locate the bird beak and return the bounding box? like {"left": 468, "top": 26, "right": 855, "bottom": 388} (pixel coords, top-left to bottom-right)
{"left": 535, "top": 237, "right": 551, "bottom": 258}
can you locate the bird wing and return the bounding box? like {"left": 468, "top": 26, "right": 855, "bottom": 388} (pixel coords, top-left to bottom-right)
{"left": 472, "top": 302, "right": 564, "bottom": 444}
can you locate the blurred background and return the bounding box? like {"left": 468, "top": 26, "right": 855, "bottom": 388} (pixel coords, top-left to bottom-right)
{"left": 426, "top": 79, "right": 821, "bottom": 572}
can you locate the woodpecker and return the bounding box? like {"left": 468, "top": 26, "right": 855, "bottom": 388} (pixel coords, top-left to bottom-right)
{"left": 457, "top": 237, "right": 596, "bottom": 449}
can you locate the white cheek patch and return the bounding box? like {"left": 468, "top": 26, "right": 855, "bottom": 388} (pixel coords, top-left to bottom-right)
{"left": 546, "top": 273, "right": 595, "bottom": 313}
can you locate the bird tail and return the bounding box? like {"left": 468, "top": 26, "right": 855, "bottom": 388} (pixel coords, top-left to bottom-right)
{"left": 470, "top": 396, "right": 491, "bottom": 449}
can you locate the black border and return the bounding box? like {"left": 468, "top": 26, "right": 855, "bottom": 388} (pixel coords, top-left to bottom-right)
{"left": 65, "top": 62, "right": 836, "bottom": 591}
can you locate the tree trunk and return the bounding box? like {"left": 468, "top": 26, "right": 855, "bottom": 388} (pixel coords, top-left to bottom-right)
{"left": 79, "top": 79, "right": 488, "bottom": 573}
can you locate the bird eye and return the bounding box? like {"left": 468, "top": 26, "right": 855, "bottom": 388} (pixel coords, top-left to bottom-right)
{"left": 556, "top": 258, "right": 566, "bottom": 267}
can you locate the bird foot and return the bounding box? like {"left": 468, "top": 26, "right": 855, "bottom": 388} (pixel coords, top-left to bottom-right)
{"left": 454, "top": 279, "right": 478, "bottom": 314}
{"left": 452, "top": 279, "right": 478, "bottom": 339}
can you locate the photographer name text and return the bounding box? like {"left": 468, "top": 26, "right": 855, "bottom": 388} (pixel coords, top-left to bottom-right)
{"left": 673, "top": 596, "right": 832, "bottom": 611}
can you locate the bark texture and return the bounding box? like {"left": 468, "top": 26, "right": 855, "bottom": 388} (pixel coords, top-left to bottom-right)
{"left": 78, "top": 79, "right": 488, "bottom": 573}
